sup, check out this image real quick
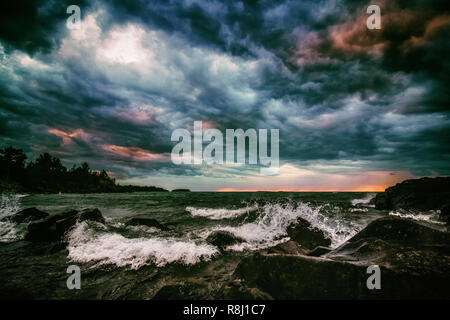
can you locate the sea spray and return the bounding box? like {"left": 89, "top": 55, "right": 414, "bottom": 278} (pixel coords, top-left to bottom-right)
{"left": 351, "top": 193, "right": 376, "bottom": 206}
{"left": 0, "top": 193, "right": 27, "bottom": 242}
{"left": 186, "top": 205, "right": 258, "bottom": 220}
{"left": 67, "top": 221, "right": 218, "bottom": 269}
{"left": 202, "top": 201, "right": 365, "bottom": 251}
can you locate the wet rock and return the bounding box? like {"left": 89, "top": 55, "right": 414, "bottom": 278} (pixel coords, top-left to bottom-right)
{"left": 371, "top": 177, "right": 450, "bottom": 210}
{"left": 125, "top": 217, "right": 170, "bottom": 231}
{"left": 206, "top": 231, "right": 244, "bottom": 250}
{"left": 219, "top": 279, "right": 273, "bottom": 300}
{"left": 25, "top": 208, "right": 105, "bottom": 242}
{"left": 286, "top": 218, "right": 331, "bottom": 249}
{"left": 78, "top": 208, "right": 105, "bottom": 224}
{"left": 347, "top": 216, "right": 450, "bottom": 247}
{"left": 225, "top": 253, "right": 450, "bottom": 299}
{"left": 440, "top": 204, "right": 450, "bottom": 225}
{"left": 223, "top": 216, "right": 450, "bottom": 299}
{"left": 327, "top": 216, "right": 450, "bottom": 277}
{"left": 307, "top": 246, "right": 333, "bottom": 257}
{"left": 2, "top": 207, "right": 49, "bottom": 223}
{"left": 152, "top": 283, "right": 206, "bottom": 300}
{"left": 267, "top": 241, "right": 307, "bottom": 255}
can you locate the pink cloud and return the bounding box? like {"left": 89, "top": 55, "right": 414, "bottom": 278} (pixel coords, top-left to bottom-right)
{"left": 101, "top": 145, "right": 167, "bottom": 162}
{"left": 48, "top": 128, "right": 90, "bottom": 145}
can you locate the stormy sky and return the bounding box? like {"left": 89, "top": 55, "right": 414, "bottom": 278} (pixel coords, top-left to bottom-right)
{"left": 0, "top": 0, "right": 449, "bottom": 191}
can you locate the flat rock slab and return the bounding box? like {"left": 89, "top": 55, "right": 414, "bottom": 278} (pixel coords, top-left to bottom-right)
{"left": 223, "top": 254, "right": 450, "bottom": 299}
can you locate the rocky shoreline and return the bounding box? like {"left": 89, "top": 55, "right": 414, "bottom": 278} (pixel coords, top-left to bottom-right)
{"left": 221, "top": 177, "right": 450, "bottom": 299}
{"left": 1, "top": 178, "right": 449, "bottom": 299}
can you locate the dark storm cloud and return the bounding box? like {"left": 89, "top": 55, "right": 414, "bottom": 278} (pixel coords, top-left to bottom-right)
{"left": 0, "top": 0, "right": 449, "bottom": 184}
{"left": 0, "top": 0, "right": 91, "bottom": 54}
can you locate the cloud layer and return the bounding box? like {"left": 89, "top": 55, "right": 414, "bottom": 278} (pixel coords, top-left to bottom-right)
{"left": 1, "top": 0, "right": 449, "bottom": 190}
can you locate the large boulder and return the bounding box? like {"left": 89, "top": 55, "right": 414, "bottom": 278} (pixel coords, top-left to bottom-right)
{"left": 25, "top": 208, "right": 105, "bottom": 242}
{"left": 286, "top": 218, "right": 331, "bottom": 249}
{"left": 371, "top": 177, "right": 450, "bottom": 210}
{"left": 78, "top": 208, "right": 105, "bottom": 224}
{"left": 125, "top": 217, "right": 169, "bottom": 231}
{"left": 346, "top": 216, "right": 450, "bottom": 247}
{"left": 326, "top": 216, "right": 450, "bottom": 277}
{"left": 2, "top": 207, "right": 49, "bottom": 223}
{"left": 221, "top": 254, "right": 450, "bottom": 299}
{"left": 221, "top": 216, "right": 450, "bottom": 299}
{"left": 206, "top": 231, "right": 244, "bottom": 250}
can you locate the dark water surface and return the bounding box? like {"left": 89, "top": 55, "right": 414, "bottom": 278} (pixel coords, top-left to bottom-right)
{"left": 0, "top": 192, "right": 443, "bottom": 299}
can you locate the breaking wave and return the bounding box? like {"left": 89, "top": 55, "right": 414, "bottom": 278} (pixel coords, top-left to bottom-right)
{"left": 0, "top": 194, "right": 26, "bottom": 242}
{"left": 351, "top": 193, "right": 376, "bottom": 206}
{"left": 203, "top": 201, "right": 363, "bottom": 251}
{"left": 67, "top": 222, "right": 218, "bottom": 269}
{"left": 389, "top": 210, "right": 445, "bottom": 225}
{"left": 186, "top": 205, "right": 257, "bottom": 220}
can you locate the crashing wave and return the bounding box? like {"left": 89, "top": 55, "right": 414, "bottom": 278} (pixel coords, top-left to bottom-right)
{"left": 203, "top": 201, "right": 364, "bottom": 251}
{"left": 186, "top": 205, "right": 257, "bottom": 220}
{"left": 67, "top": 222, "right": 218, "bottom": 269}
{"left": 351, "top": 193, "right": 376, "bottom": 206}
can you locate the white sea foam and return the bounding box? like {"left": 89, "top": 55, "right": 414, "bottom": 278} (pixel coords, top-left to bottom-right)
{"left": 389, "top": 210, "right": 445, "bottom": 225}
{"left": 203, "top": 201, "right": 362, "bottom": 251}
{"left": 0, "top": 194, "right": 22, "bottom": 219}
{"left": 0, "top": 221, "right": 25, "bottom": 242}
{"left": 351, "top": 193, "right": 376, "bottom": 206}
{"left": 350, "top": 208, "right": 369, "bottom": 213}
{"left": 67, "top": 222, "right": 218, "bottom": 269}
{"left": 0, "top": 194, "right": 26, "bottom": 242}
{"left": 186, "top": 205, "right": 257, "bottom": 220}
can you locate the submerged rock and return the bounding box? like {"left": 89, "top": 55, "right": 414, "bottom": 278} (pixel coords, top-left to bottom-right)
{"left": 25, "top": 208, "right": 105, "bottom": 242}
{"left": 206, "top": 231, "right": 244, "bottom": 250}
{"left": 371, "top": 177, "right": 450, "bottom": 210}
{"left": 286, "top": 218, "right": 331, "bottom": 249}
{"left": 125, "top": 217, "right": 170, "bottom": 231}
{"left": 2, "top": 207, "right": 49, "bottom": 223}
{"left": 266, "top": 241, "right": 307, "bottom": 255}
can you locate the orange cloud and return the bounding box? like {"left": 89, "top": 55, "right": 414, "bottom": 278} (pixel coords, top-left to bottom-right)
{"left": 102, "top": 145, "right": 166, "bottom": 162}
{"left": 48, "top": 128, "right": 90, "bottom": 145}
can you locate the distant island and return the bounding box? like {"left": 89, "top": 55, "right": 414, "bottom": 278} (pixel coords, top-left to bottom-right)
{"left": 171, "top": 189, "right": 191, "bottom": 192}
{"left": 0, "top": 146, "right": 168, "bottom": 193}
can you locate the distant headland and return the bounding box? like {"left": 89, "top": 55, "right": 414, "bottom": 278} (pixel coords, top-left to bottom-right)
{"left": 0, "top": 146, "right": 168, "bottom": 193}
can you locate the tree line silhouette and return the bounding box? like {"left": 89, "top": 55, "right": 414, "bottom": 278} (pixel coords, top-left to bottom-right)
{"left": 0, "top": 146, "right": 168, "bottom": 193}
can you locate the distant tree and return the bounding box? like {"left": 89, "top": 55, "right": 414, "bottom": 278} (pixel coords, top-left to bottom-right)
{"left": 0, "top": 146, "right": 27, "bottom": 181}
{"left": 26, "top": 153, "right": 67, "bottom": 191}
{"left": 1, "top": 146, "right": 168, "bottom": 193}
